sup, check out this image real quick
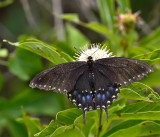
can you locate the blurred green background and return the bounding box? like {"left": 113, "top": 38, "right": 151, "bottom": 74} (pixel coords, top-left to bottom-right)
{"left": 0, "top": 0, "right": 160, "bottom": 137}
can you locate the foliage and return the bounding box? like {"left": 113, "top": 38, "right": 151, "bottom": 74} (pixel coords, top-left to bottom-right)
{"left": 1, "top": 0, "right": 160, "bottom": 136}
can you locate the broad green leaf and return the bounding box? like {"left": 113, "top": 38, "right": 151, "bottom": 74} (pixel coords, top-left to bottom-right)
{"left": 75, "top": 110, "right": 99, "bottom": 137}
{"left": 53, "top": 42, "right": 76, "bottom": 59}
{"left": 139, "top": 27, "right": 160, "bottom": 47}
{"left": 59, "top": 14, "right": 80, "bottom": 23}
{"left": 120, "top": 88, "right": 148, "bottom": 101}
{"left": 117, "top": 0, "right": 131, "bottom": 13}
{"left": 8, "top": 48, "right": 43, "bottom": 81}
{"left": 120, "top": 82, "right": 159, "bottom": 101}
{"left": 0, "top": 88, "right": 66, "bottom": 119}
{"left": 127, "top": 46, "right": 154, "bottom": 58}
{"left": 0, "top": 0, "right": 14, "bottom": 7}
{"left": 110, "top": 111, "right": 160, "bottom": 121}
{"left": 84, "top": 22, "right": 119, "bottom": 44}
{"left": 35, "top": 120, "right": 61, "bottom": 137}
{"left": 84, "top": 22, "right": 122, "bottom": 56}
{"left": 56, "top": 108, "right": 82, "bottom": 125}
{"left": 107, "top": 121, "right": 160, "bottom": 137}
{"left": 17, "top": 112, "right": 41, "bottom": 137}
{"left": 50, "top": 126, "right": 85, "bottom": 137}
{"left": 59, "top": 14, "right": 120, "bottom": 47}
{"left": 133, "top": 49, "right": 160, "bottom": 65}
{"left": 116, "top": 101, "right": 160, "bottom": 114}
{"left": 4, "top": 39, "right": 67, "bottom": 64}
{"left": 141, "top": 70, "right": 160, "bottom": 87}
{"left": 0, "top": 116, "right": 7, "bottom": 136}
{"left": 7, "top": 119, "right": 27, "bottom": 137}
{"left": 103, "top": 120, "right": 143, "bottom": 137}
{"left": 66, "top": 23, "right": 90, "bottom": 49}
{"left": 0, "top": 48, "right": 8, "bottom": 57}
{"left": 97, "top": 0, "right": 115, "bottom": 31}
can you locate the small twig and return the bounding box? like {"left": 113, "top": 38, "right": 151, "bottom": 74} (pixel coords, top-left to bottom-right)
{"left": 20, "top": 0, "right": 37, "bottom": 28}
{"left": 52, "top": 0, "right": 65, "bottom": 40}
{"left": 97, "top": 109, "right": 103, "bottom": 137}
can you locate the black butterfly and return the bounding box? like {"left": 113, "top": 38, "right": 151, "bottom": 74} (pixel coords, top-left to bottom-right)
{"left": 30, "top": 56, "right": 153, "bottom": 124}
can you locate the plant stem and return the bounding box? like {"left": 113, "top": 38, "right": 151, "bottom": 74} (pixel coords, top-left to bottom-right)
{"left": 97, "top": 109, "right": 102, "bottom": 137}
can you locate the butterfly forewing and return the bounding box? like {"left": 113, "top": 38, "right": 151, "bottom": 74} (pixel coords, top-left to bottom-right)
{"left": 30, "top": 61, "right": 87, "bottom": 93}
{"left": 95, "top": 57, "right": 153, "bottom": 86}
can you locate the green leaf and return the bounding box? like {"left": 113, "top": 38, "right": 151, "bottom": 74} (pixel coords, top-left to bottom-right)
{"left": 116, "top": 101, "right": 160, "bottom": 114}
{"left": 120, "top": 82, "right": 159, "bottom": 101}
{"left": 59, "top": 14, "right": 80, "bottom": 23}
{"left": 107, "top": 121, "right": 160, "bottom": 137}
{"left": 120, "top": 88, "right": 148, "bottom": 101}
{"left": 0, "top": 87, "right": 66, "bottom": 120}
{"left": 50, "top": 126, "right": 85, "bottom": 137}
{"left": 117, "top": 0, "right": 131, "bottom": 13}
{"left": 111, "top": 111, "right": 160, "bottom": 121}
{"left": 141, "top": 70, "right": 160, "bottom": 87}
{"left": 66, "top": 23, "right": 90, "bottom": 49}
{"left": 75, "top": 110, "right": 99, "bottom": 136}
{"left": 133, "top": 49, "right": 160, "bottom": 65}
{"left": 56, "top": 108, "right": 82, "bottom": 125}
{"left": 53, "top": 42, "right": 76, "bottom": 59}
{"left": 139, "top": 27, "right": 160, "bottom": 47}
{"left": 5, "top": 39, "right": 67, "bottom": 64}
{"left": 17, "top": 112, "right": 41, "bottom": 137}
{"left": 103, "top": 120, "right": 143, "bottom": 137}
{"left": 97, "top": 0, "right": 115, "bottom": 31}
{"left": 0, "top": 0, "right": 14, "bottom": 7}
{"left": 0, "top": 48, "right": 8, "bottom": 57}
{"left": 59, "top": 14, "right": 120, "bottom": 46}
{"left": 7, "top": 119, "right": 27, "bottom": 137}
{"left": 8, "top": 48, "right": 43, "bottom": 81}
{"left": 35, "top": 120, "right": 61, "bottom": 137}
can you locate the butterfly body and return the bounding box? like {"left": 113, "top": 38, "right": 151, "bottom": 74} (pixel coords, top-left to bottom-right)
{"left": 30, "top": 46, "right": 153, "bottom": 124}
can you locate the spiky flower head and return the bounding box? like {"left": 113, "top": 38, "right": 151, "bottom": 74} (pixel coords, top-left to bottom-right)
{"left": 75, "top": 44, "right": 114, "bottom": 62}
{"left": 118, "top": 12, "right": 139, "bottom": 30}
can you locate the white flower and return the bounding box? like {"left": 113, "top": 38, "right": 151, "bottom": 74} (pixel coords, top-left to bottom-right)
{"left": 75, "top": 44, "right": 114, "bottom": 62}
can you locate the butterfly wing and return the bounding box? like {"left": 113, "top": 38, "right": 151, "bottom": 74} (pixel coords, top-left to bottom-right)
{"left": 29, "top": 61, "right": 87, "bottom": 93}
{"left": 95, "top": 57, "right": 153, "bottom": 87}
{"left": 75, "top": 70, "right": 91, "bottom": 92}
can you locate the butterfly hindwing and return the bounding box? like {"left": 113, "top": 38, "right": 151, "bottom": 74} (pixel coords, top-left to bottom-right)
{"left": 95, "top": 57, "right": 153, "bottom": 86}
{"left": 30, "top": 61, "right": 87, "bottom": 93}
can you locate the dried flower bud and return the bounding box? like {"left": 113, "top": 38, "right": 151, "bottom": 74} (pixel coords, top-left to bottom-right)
{"left": 118, "top": 12, "right": 139, "bottom": 31}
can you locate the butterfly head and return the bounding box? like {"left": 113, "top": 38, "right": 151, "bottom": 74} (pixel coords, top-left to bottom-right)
{"left": 88, "top": 56, "right": 92, "bottom": 61}
{"left": 75, "top": 44, "right": 113, "bottom": 62}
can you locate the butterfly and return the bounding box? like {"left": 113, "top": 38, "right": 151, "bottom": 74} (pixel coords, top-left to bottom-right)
{"left": 29, "top": 46, "right": 153, "bottom": 124}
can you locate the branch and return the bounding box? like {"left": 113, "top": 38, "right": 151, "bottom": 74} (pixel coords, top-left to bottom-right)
{"left": 52, "top": 0, "right": 65, "bottom": 40}
{"left": 20, "top": 0, "right": 37, "bottom": 28}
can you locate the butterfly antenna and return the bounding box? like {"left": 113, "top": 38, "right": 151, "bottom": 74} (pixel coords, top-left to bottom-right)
{"left": 91, "top": 48, "right": 100, "bottom": 56}
{"left": 74, "top": 47, "right": 89, "bottom": 57}
{"left": 74, "top": 47, "right": 78, "bottom": 51}
{"left": 105, "top": 108, "right": 108, "bottom": 122}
